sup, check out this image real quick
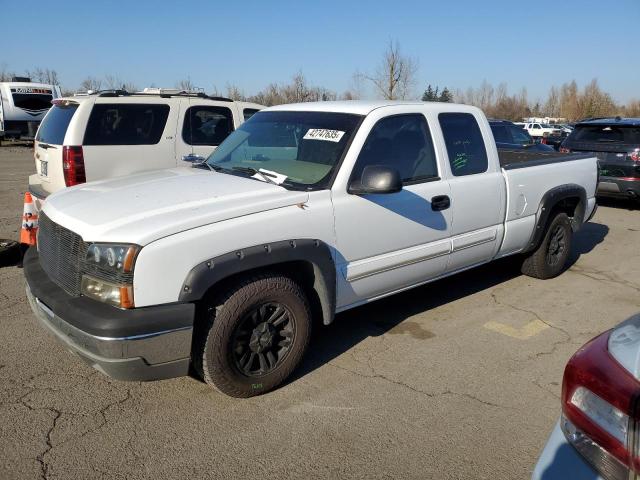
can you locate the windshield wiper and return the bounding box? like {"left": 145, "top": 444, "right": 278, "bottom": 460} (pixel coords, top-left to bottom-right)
{"left": 597, "top": 139, "right": 623, "bottom": 143}
{"left": 232, "top": 166, "right": 278, "bottom": 185}
{"left": 192, "top": 161, "right": 215, "bottom": 172}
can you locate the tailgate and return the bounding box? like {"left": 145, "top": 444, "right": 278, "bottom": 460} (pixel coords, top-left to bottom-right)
{"left": 33, "top": 141, "right": 65, "bottom": 195}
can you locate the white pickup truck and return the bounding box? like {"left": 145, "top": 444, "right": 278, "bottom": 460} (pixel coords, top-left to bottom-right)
{"left": 524, "top": 122, "right": 563, "bottom": 138}
{"left": 23, "top": 101, "right": 598, "bottom": 398}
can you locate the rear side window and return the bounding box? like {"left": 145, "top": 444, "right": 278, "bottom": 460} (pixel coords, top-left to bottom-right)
{"left": 182, "top": 106, "right": 233, "bottom": 146}
{"left": 243, "top": 108, "right": 260, "bottom": 121}
{"left": 509, "top": 126, "right": 532, "bottom": 143}
{"left": 490, "top": 125, "right": 510, "bottom": 143}
{"left": 439, "top": 113, "right": 488, "bottom": 176}
{"left": 571, "top": 125, "right": 640, "bottom": 145}
{"left": 35, "top": 104, "right": 79, "bottom": 144}
{"left": 352, "top": 114, "right": 438, "bottom": 184}
{"left": 84, "top": 104, "right": 170, "bottom": 145}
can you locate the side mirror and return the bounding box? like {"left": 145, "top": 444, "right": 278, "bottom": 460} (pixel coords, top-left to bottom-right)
{"left": 348, "top": 165, "right": 402, "bottom": 195}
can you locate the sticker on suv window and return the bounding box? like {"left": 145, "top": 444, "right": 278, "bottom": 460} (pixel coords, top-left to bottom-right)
{"left": 303, "top": 129, "right": 345, "bottom": 142}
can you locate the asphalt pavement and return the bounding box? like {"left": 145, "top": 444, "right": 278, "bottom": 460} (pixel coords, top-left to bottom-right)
{"left": 1, "top": 144, "right": 639, "bottom": 479}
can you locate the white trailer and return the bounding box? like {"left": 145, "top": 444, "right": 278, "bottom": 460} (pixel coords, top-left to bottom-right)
{"left": 0, "top": 79, "right": 61, "bottom": 139}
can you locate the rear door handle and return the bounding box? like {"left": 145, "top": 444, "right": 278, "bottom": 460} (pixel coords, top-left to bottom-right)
{"left": 431, "top": 195, "right": 450, "bottom": 211}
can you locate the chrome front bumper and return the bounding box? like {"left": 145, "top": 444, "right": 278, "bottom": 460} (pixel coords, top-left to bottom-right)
{"left": 26, "top": 284, "right": 192, "bottom": 381}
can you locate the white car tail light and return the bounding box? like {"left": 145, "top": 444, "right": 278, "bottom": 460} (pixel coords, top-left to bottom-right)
{"left": 561, "top": 331, "right": 640, "bottom": 480}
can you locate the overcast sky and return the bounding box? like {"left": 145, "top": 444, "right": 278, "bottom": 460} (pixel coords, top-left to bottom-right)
{"left": 3, "top": 0, "right": 639, "bottom": 102}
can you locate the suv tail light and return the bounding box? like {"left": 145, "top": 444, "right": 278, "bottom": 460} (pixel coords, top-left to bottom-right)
{"left": 62, "top": 146, "right": 86, "bottom": 186}
{"left": 630, "top": 150, "right": 640, "bottom": 162}
{"left": 561, "top": 332, "right": 640, "bottom": 480}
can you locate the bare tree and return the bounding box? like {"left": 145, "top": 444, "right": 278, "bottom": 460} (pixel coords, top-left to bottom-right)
{"left": 544, "top": 86, "right": 560, "bottom": 117}
{"left": 577, "top": 78, "right": 616, "bottom": 119}
{"left": 104, "top": 74, "right": 137, "bottom": 92}
{"left": 225, "top": 83, "right": 246, "bottom": 101}
{"left": 176, "top": 78, "right": 195, "bottom": 92}
{"left": 624, "top": 99, "right": 640, "bottom": 117}
{"left": 80, "top": 76, "right": 102, "bottom": 92}
{"left": 362, "top": 41, "right": 417, "bottom": 100}
{"left": 0, "top": 63, "right": 14, "bottom": 82}
{"left": 25, "top": 67, "right": 60, "bottom": 85}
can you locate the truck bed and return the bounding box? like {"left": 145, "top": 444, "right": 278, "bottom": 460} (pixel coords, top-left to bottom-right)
{"left": 498, "top": 150, "right": 593, "bottom": 170}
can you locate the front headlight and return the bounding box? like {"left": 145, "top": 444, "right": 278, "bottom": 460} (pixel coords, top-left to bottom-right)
{"left": 85, "top": 244, "right": 138, "bottom": 274}
{"left": 81, "top": 243, "right": 139, "bottom": 308}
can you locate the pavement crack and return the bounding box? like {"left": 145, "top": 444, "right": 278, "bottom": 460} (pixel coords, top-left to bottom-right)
{"left": 328, "top": 363, "right": 506, "bottom": 407}
{"left": 440, "top": 390, "right": 504, "bottom": 408}
{"left": 327, "top": 362, "right": 435, "bottom": 398}
{"left": 532, "top": 379, "right": 560, "bottom": 400}
{"left": 490, "top": 291, "right": 572, "bottom": 359}
{"left": 35, "top": 408, "right": 61, "bottom": 480}
{"left": 569, "top": 265, "right": 640, "bottom": 293}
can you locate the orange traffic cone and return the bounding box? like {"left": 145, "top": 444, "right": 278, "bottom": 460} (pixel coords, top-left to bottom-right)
{"left": 20, "top": 192, "right": 38, "bottom": 246}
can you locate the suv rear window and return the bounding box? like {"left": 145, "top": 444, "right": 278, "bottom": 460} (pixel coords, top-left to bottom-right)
{"left": 84, "top": 103, "right": 170, "bottom": 145}
{"left": 35, "top": 104, "right": 79, "bottom": 145}
{"left": 571, "top": 125, "right": 640, "bottom": 145}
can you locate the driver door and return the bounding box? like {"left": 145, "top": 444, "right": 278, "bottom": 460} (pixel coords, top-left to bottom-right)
{"left": 332, "top": 113, "right": 452, "bottom": 307}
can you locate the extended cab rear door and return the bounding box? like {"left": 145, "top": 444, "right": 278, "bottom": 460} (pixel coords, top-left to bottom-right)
{"left": 332, "top": 108, "right": 453, "bottom": 307}
{"left": 81, "top": 98, "right": 179, "bottom": 180}
{"left": 175, "top": 99, "right": 237, "bottom": 166}
{"left": 435, "top": 111, "right": 506, "bottom": 272}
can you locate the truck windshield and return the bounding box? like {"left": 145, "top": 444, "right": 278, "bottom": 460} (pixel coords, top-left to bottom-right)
{"left": 206, "top": 111, "right": 362, "bottom": 189}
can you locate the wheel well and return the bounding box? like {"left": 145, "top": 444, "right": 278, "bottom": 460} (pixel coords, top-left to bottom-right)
{"left": 192, "top": 261, "right": 325, "bottom": 337}
{"left": 549, "top": 196, "right": 584, "bottom": 231}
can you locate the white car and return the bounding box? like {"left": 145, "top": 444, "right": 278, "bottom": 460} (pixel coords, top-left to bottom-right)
{"left": 532, "top": 314, "right": 640, "bottom": 480}
{"left": 28, "top": 89, "right": 263, "bottom": 207}
{"left": 524, "top": 122, "right": 563, "bottom": 138}
{"left": 23, "top": 100, "right": 598, "bottom": 397}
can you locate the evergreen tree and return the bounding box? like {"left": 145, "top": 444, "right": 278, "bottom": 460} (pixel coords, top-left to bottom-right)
{"left": 439, "top": 87, "right": 452, "bottom": 102}
{"left": 422, "top": 84, "right": 436, "bottom": 101}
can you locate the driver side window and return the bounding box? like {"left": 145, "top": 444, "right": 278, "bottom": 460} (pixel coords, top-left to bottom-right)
{"left": 352, "top": 114, "right": 438, "bottom": 185}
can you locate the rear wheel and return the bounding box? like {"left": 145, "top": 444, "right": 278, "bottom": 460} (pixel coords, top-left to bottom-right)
{"left": 194, "top": 274, "right": 312, "bottom": 397}
{"left": 521, "top": 212, "right": 572, "bottom": 279}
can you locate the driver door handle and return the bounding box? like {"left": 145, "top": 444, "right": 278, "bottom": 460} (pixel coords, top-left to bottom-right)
{"left": 431, "top": 195, "right": 451, "bottom": 211}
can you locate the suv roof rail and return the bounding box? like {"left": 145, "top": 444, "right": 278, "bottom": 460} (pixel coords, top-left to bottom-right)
{"left": 72, "top": 88, "right": 234, "bottom": 102}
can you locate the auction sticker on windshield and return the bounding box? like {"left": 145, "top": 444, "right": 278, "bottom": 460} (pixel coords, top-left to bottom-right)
{"left": 303, "top": 129, "right": 345, "bottom": 142}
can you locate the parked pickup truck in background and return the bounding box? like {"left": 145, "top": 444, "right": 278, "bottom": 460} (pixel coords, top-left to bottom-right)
{"left": 524, "top": 122, "right": 563, "bottom": 139}
{"left": 27, "top": 88, "right": 264, "bottom": 208}
{"left": 560, "top": 117, "right": 640, "bottom": 202}
{"left": 23, "top": 101, "right": 598, "bottom": 398}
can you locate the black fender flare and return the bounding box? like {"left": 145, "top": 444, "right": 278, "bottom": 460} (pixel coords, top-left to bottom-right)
{"left": 179, "top": 239, "right": 336, "bottom": 325}
{"left": 523, "top": 184, "right": 587, "bottom": 254}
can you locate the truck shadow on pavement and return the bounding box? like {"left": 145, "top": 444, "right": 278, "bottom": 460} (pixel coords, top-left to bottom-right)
{"left": 292, "top": 221, "right": 609, "bottom": 384}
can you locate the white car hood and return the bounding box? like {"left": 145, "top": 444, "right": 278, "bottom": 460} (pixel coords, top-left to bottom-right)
{"left": 43, "top": 168, "right": 309, "bottom": 245}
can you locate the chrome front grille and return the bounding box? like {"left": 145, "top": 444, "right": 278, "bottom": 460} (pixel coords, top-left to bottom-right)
{"left": 38, "top": 212, "right": 85, "bottom": 295}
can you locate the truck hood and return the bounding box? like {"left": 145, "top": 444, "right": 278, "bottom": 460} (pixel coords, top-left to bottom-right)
{"left": 43, "top": 168, "right": 309, "bottom": 245}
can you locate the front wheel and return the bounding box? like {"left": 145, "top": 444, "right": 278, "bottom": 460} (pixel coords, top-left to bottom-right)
{"left": 194, "top": 274, "right": 312, "bottom": 397}
{"left": 521, "top": 212, "right": 573, "bottom": 279}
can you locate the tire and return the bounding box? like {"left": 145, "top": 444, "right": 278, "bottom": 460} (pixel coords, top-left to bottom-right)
{"left": 521, "top": 212, "right": 572, "bottom": 279}
{"left": 0, "top": 239, "right": 22, "bottom": 267}
{"left": 193, "top": 274, "right": 312, "bottom": 398}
